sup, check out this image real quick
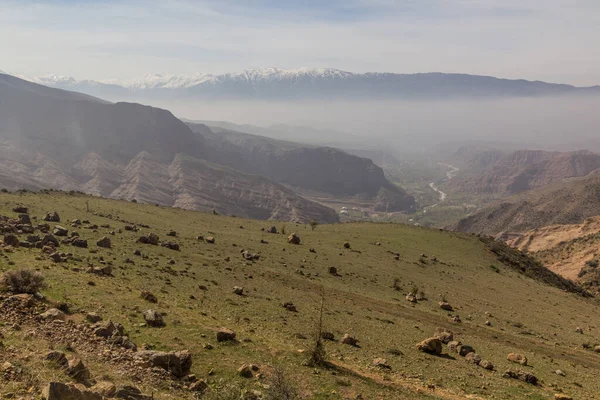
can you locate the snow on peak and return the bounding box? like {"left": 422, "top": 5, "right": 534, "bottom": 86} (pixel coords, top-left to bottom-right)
{"left": 25, "top": 68, "right": 358, "bottom": 90}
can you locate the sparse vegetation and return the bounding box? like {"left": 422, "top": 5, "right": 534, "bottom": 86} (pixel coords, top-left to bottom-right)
{"left": 1, "top": 269, "right": 46, "bottom": 294}
{"left": 309, "top": 219, "right": 319, "bottom": 231}
{"left": 305, "top": 288, "right": 327, "bottom": 367}
{"left": 264, "top": 367, "right": 299, "bottom": 400}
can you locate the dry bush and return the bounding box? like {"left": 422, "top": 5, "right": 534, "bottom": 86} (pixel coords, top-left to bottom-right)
{"left": 264, "top": 367, "right": 299, "bottom": 400}
{"left": 1, "top": 269, "right": 47, "bottom": 294}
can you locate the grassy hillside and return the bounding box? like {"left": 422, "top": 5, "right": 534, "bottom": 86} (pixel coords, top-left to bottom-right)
{"left": 1, "top": 191, "right": 600, "bottom": 399}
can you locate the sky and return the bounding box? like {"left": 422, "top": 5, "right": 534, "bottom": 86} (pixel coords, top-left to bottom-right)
{"left": 0, "top": 0, "right": 599, "bottom": 85}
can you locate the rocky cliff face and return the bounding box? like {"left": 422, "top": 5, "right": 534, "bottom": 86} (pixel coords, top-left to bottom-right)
{"left": 191, "top": 124, "right": 416, "bottom": 212}
{"left": 449, "top": 149, "right": 600, "bottom": 196}
{"left": 454, "top": 175, "right": 600, "bottom": 235}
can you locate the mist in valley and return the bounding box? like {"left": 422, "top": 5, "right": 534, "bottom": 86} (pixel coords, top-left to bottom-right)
{"left": 127, "top": 95, "right": 600, "bottom": 156}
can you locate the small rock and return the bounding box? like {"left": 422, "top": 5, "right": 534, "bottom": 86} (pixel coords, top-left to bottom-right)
{"left": 40, "top": 308, "right": 65, "bottom": 321}
{"left": 507, "top": 353, "right": 528, "bottom": 366}
{"left": 96, "top": 237, "right": 111, "bottom": 248}
{"left": 217, "top": 328, "right": 236, "bottom": 342}
{"left": 341, "top": 333, "right": 358, "bottom": 346}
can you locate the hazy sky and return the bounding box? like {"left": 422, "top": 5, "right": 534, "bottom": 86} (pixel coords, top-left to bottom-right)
{"left": 1, "top": 0, "right": 599, "bottom": 85}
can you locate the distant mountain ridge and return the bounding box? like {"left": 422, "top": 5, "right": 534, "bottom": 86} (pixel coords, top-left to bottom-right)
{"left": 17, "top": 67, "right": 600, "bottom": 101}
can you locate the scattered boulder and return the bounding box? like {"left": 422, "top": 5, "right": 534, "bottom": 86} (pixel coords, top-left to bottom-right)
{"left": 53, "top": 225, "right": 68, "bottom": 236}
{"left": 434, "top": 328, "right": 454, "bottom": 344}
{"left": 143, "top": 309, "right": 165, "bottom": 327}
{"left": 328, "top": 266, "right": 339, "bottom": 275}
{"left": 114, "top": 385, "right": 152, "bottom": 400}
{"left": 594, "top": 345, "right": 600, "bottom": 353}
{"left": 67, "top": 358, "right": 92, "bottom": 383}
{"left": 282, "top": 302, "right": 297, "bottom": 312}
{"left": 205, "top": 236, "right": 215, "bottom": 244}
{"left": 406, "top": 293, "right": 417, "bottom": 303}
{"left": 189, "top": 380, "right": 209, "bottom": 393}
{"left": 238, "top": 363, "right": 258, "bottom": 378}
{"left": 321, "top": 331, "right": 335, "bottom": 341}
{"left": 167, "top": 230, "right": 177, "bottom": 237}
{"left": 479, "top": 360, "right": 495, "bottom": 370}
{"left": 439, "top": 302, "right": 453, "bottom": 311}
{"left": 91, "top": 381, "right": 117, "bottom": 397}
{"left": 416, "top": 337, "right": 442, "bottom": 355}
{"left": 287, "top": 233, "right": 301, "bottom": 245}
{"left": 49, "top": 252, "right": 63, "bottom": 263}
{"left": 85, "top": 313, "right": 102, "bottom": 323}
{"left": 13, "top": 206, "right": 28, "bottom": 214}
{"left": 71, "top": 238, "right": 88, "bottom": 248}
{"left": 575, "top": 327, "right": 584, "bottom": 334}
{"left": 373, "top": 358, "right": 391, "bottom": 370}
{"left": 3, "top": 234, "right": 20, "bottom": 247}
{"left": 465, "top": 352, "right": 482, "bottom": 365}
{"left": 140, "top": 291, "right": 158, "bottom": 303}
{"left": 42, "top": 382, "right": 102, "bottom": 400}
{"left": 447, "top": 341, "right": 461, "bottom": 352}
{"left": 44, "top": 351, "right": 68, "bottom": 367}
{"left": 502, "top": 369, "right": 538, "bottom": 385}
{"left": 43, "top": 211, "right": 60, "bottom": 222}
{"left": 40, "top": 308, "right": 66, "bottom": 321}
{"left": 242, "top": 250, "right": 259, "bottom": 260}
{"left": 341, "top": 333, "right": 358, "bottom": 346}
{"left": 135, "top": 350, "right": 192, "bottom": 377}
{"left": 457, "top": 344, "right": 475, "bottom": 357}
{"left": 137, "top": 233, "right": 159, "bottom": 245}
{"left": 96, "top": 237, "right": 111, "bottom": 248}
{"left": 41, "top": 234, "right": 59, "bottom": 247}
{"left": 232, "top": 286, "right": 244, "bottom": 295}
{"left": 93, "top": 321, "right": 117, "bottom": 338}
{"left": 161, "top": 241, "right": 180, "bottom": 251}
{"left": 217, "top": 328, "right": 236, "bottom": 342}
{"left": 18, "top": 214, "right": 31, "bottom": 225}
{"left": 267, "top": 226, "right": 277, "bottom": 234}
{"left": 554, "top": 394, "right": 573, "bottom": 400}
{"left": 343, "top": 242, "right": 351, "bottom": 249}
{"left": 507, "top": 353, "right": 528, "bottom": 366}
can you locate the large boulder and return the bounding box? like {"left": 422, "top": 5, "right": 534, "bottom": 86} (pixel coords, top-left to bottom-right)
{"left": 416, "top": 337, "right": 442, "bottom": 355}
{"left": 41, "top": 234, "right": 59, "bottom": 247}
{"left": 134, "top": 350, "right": 192, "bottom": 377}
{"left": 18, "top": 214, "right": 31, "bottom": 225}
{"left": 457, "top": 344, "right": 475, "bottom": 357}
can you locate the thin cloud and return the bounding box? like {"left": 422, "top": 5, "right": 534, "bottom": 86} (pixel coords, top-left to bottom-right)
{"left": 0, "top": 0, "right": 599, "bottom": 85}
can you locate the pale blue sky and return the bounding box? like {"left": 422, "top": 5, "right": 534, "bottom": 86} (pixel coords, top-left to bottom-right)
{"left": 1, "top": 0, "right": 599, "bottom": 85}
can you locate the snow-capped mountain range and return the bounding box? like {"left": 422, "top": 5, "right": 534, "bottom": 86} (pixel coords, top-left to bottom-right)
{"left": 9, "top": 67, "right": 600, "bottom": 101}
